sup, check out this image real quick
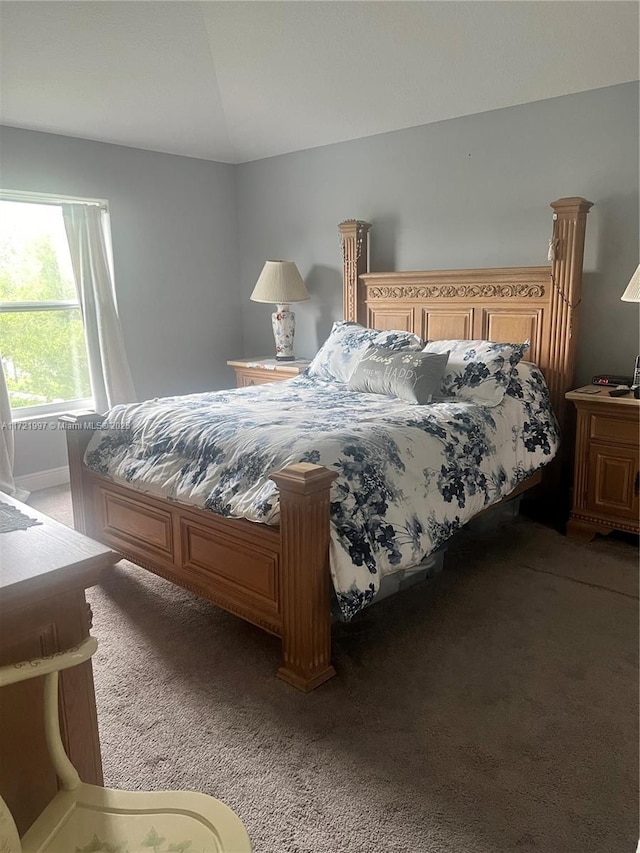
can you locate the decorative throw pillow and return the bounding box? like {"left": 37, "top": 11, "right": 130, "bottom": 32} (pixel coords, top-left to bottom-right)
{"left": 422, "top": 339, "right": 530, "bottom": 406}
{"left": 307, "top": 321, "right": 424, "bottom": 383}
{"left": 348, "top": 347, "right": 450, "bottom": 404}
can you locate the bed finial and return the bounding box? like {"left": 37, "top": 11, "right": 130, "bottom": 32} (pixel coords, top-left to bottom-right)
{"left": 339, "top": 219, "right": 372, "bottom": 323}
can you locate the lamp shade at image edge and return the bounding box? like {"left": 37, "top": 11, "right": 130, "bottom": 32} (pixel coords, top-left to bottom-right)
{"left": 621, "top": 264, "right": 640, "bottom": 302}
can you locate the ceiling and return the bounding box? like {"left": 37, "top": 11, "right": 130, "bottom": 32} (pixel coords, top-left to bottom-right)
{"left": 1, "top": 1, "right": 638, "bottom": 164}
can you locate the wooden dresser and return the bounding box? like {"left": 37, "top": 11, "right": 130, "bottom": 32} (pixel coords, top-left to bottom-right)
{"left": 227, "top": 357, "right": 311, "bottom": 387}
{"left": 0, "top": 492, "right": 117, "bottom": 835}
{"left": 565, "top": 387, "right": 640, "bottom": 540}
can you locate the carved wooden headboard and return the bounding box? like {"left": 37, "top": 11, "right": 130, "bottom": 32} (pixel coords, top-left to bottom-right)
{"left": 339, "top": 197, "right": 593, "bottom": 430}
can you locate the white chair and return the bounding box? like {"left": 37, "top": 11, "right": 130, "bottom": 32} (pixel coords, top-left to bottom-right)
{"left": 0, "top": 637, "right": 252, "bottom": 853}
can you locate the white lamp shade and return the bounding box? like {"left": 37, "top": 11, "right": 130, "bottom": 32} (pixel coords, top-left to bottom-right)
{"left": 621, "top": 264, "right": 640, "bottom": 302}
{"left": 250, "top": 260, "right": 310, "bottom": 304}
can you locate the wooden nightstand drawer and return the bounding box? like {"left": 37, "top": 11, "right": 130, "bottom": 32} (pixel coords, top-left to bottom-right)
{"left": 227, "top": 357, "right": 311, "bottom": 388}
{"left": 235, "top": 368, "right": 281, "bottom": 387}
{"left": 590, "top": 412, "right": 639, "bottom": 446}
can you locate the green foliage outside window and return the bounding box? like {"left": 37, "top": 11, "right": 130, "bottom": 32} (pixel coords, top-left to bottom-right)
{"left": 0, "top": 213, "right": 92, "bottom": 408}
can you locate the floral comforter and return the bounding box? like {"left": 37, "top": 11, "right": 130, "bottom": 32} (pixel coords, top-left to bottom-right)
{"left": 85, "top": 363, "right": 559, "bottom": 620}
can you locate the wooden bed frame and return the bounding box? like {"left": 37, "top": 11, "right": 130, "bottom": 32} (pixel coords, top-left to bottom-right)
{"left": 63, "top": 197, "right": 592, "bottom": 692}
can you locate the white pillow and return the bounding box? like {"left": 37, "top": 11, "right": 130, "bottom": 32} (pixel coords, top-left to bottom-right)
{"left": 423, "top": 339, "right": 530, "bottom": 406}
{"left": 308, "top": 321, "right": 423, "bottom": 383}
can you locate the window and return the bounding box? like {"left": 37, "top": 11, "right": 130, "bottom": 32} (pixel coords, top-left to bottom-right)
{"left": 0, "top": 195, "right": 96, "bottom": 417}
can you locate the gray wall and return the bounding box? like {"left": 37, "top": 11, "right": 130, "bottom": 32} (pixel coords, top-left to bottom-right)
{"left": 1, "top": 127, "right": 240, "bottom": 475}
{"left": 2, "top": 82, "right": 638, "bottom": 477}
{"left": 237, "top": 82, "right": 639, "bottom": 388}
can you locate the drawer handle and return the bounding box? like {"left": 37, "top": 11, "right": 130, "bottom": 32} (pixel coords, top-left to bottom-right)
{"left": 635, "top": 472, "right": 639, "bottom": 497}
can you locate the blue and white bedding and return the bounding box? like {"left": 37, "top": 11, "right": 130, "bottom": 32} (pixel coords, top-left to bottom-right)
{"left": 85, "top": 362, "right": 559, "bottom": 620}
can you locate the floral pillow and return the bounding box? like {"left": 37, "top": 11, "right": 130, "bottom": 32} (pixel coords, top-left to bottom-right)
{"left": 308, "top": 321, "right": 424, "bottom": 383}
{"left": 422, "top": 339, "right": 530, "bottom": 406}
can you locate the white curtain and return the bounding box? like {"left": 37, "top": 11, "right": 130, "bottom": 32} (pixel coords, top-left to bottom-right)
{"left": 62, "top": 204, "right": 136, "bottom": 412}
{"left": 0, "top": 360, "right": 28, "bottom": 500}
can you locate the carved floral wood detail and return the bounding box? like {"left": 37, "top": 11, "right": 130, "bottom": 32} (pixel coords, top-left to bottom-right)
{"left": 368, "top": 283, "right": 546, "bottom": 300}
{"left": 339, "top": 219, "right": 371, "bottom": 322}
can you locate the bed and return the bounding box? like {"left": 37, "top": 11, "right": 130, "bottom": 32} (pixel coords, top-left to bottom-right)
{"left": 62, "top": 196, "right": 592, "bottom": 691}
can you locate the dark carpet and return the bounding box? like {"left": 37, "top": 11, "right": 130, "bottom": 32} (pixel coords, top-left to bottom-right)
{"left": 30, "top": 486, "right": 638, "bottom": 853}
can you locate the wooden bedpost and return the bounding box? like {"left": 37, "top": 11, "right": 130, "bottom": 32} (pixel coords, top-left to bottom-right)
{"left": 59, "top": 412, "right": 102, "bottom": 536}
{"left": 339, "top": 219, "right": 372, "bottom": 324}
{"left": 537, "top": 197, "right": 593, "bottom": 521}
{"left": 548, "top": 197, "right": 593, "bottom": 430}
{"left": 270, "top": 463, "right": 338, "bottom": 692}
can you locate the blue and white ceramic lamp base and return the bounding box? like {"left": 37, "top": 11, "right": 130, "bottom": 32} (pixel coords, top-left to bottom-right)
{"left": 272, "top": 303, "right": 296, "bottom": 361}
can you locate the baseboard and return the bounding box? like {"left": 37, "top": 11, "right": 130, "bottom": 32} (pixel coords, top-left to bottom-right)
{"left": 15, "top": 465, "right": 70, "bottom": 493}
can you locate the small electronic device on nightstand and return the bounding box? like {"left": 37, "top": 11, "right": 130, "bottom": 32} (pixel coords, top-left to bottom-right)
{"left": 592, "top": 373, "right": 633, "bottom": 387}
{"left": 592, "top": 358, "right": 640, "bottom": 398}
{"left": 633, "top": 356, "right": 640, "bottom": 398}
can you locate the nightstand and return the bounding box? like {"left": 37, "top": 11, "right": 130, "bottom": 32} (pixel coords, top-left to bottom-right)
{"left": 565, "top": 386, "right": 640, "bottom": 541}
{"left": 227, "top": 357, "right": 311, "bottom": 388}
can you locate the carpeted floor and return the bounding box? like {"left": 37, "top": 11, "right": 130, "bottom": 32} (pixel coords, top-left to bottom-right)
{"left": 30, "top": 486, "right": 638, "bottom": 853}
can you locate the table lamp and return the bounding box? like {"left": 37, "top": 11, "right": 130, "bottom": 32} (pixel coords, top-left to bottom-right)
{"left": 620, "top": 263, "right": 640, "bottom": 303}
{"left": 620, "top": 263, "right": 640, "bottom": 396}
{"left": 250, "top": 261, "right": 310, "bottom": 361}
